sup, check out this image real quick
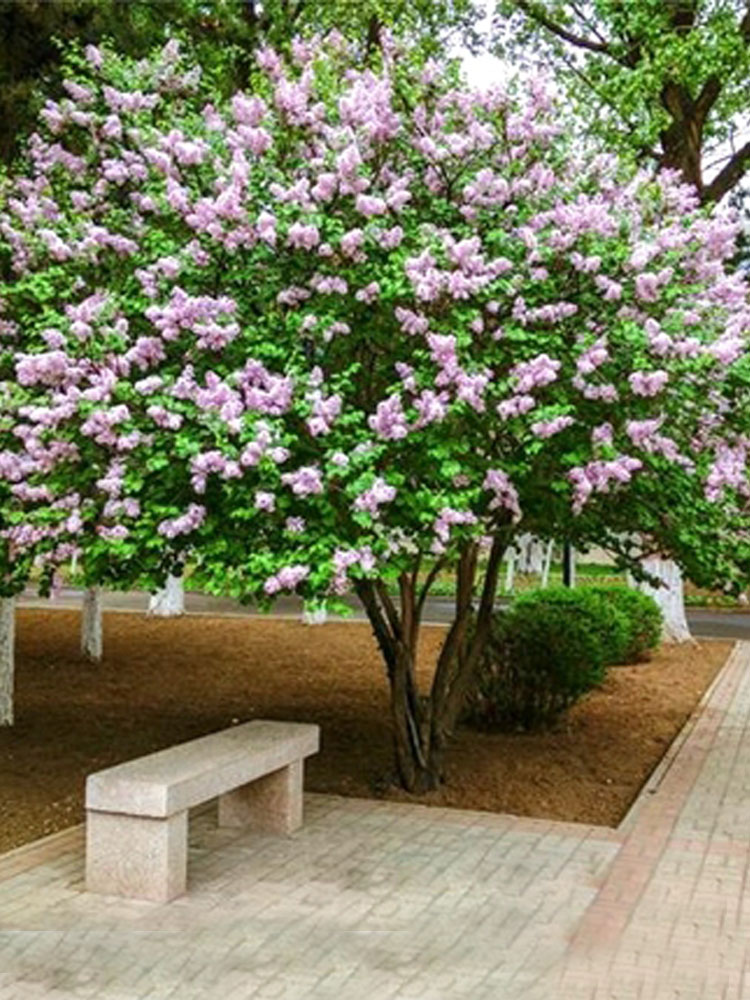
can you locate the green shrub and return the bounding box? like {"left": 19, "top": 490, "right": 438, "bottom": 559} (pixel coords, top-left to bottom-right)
{"left": 513, "top": 586, "right": 631, "bottom": 666}
{"left": 469, "top": 587, "right": 617, "bottom": 731}
{"left": 581, "top": 585, "right": 662, "bottom": 663}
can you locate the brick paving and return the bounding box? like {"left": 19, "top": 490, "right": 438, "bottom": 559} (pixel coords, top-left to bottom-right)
{"left": 1, "top": 643, "right": 749, "bottom": 1000}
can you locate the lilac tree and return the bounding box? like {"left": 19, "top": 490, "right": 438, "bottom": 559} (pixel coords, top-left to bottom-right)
{"left": 2, "top": 39, "right": 749, "bottom": 785}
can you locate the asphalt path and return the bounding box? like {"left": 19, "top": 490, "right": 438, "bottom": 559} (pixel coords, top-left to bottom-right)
{"left": 17, "top": 586, "right": 750, "bottom": 640}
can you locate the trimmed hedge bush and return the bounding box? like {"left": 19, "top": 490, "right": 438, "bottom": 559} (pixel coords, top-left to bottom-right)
{"left": 468, "top": 584, "right": 664, "bottom": 732}
{"left": 469, "top": 587, "right": 620, "bottom": 731}
{"left": 514, "top": 586, "right": 632, "bottom": 665}
{"left": 581, "top": 585, "right": 662, "bottom": 663}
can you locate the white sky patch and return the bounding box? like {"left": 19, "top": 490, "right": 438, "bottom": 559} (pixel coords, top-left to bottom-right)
{"left": 461, "top": 49, "right": 511, "bottom": 90}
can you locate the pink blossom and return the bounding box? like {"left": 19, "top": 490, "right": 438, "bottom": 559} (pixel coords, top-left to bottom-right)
{"left": 287, "top": 221, "right": 320, "bottom": 250}
{"left": 281, "top": 466, "right": 324, "bottom": 496}
{"left": 355, "top": 194, "right": 387, "bottom": 217}
{"left": 628, "top": 370, "right": 669, "bottom": 396}
{"left": 497, "top": 395, "right": 536, "bottom": 420}
{"left": 355, "top": 282, "right": 380, "bottom": 304}
{"left": 434, "top": 508, "right": 478, "bottom": 544}
{"left": 353, "top": 477, "right": 397, "bottom": 517}
{"left": 592, "top": 423, "right": 613, "bottom": 446}
{"left": 511, "top": 353, "right": 561, "bottom": 392}
{"left": 531, "top": 415, "right": 575, "bottom": 438}
{"left": 340, "top": 228, "right": 365, "bottom": 257}
{"left": 97, "top": 525, "right": 130, "bottom": 541}
{"left": 483, "top": 470, "right": 521, "bottom": 522}
{"left": 254, "top": 491, "right": 276, "bottom": 512}
{"left": 312, "top": 173, "right": 338, "bottom": 201}
{"left": 369, "top": 395, "right": 409, "bottom": 440}
{"left": 394, "top": 307, "right": 429, "bottom": 335}
{"left": 231, "top": 93, "right": 266, "bottom": 126}
{"left": 569, "top": 457, "right": 643, "bottom": 513}
{"left": 264, "top": 563, "right": 310, "bottom": 594}
{"left": 158, "top": 504, "right": 206, "bottom": 539}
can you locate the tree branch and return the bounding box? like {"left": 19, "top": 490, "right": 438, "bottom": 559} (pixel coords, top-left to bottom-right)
{"left": 374, "top": 579, "right": 402, "bottom": 640}
{"left": 740, "top": 1, "right": 750, "bottom": 43}
{"left": 513, "top": 0, "right": 612, "bottom": 55}
{"left": 356, "top": 580, "right": 397, "bottom": 679}
{"left": 416, "top": 556, "right": 447, "bottom": 619}
{"left": 694, "top": 75, "right": 722, "bottom": 125}
{"left": 703, "top": 137, "right": 750, "bottom": 203}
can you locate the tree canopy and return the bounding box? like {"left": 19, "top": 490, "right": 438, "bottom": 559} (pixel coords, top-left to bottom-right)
{"left": 2, "top": 38, "right": 749, "bottom": 786}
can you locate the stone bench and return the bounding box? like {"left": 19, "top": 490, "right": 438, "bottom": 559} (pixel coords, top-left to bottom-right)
{"left": 85, "top": 719, "right": 320, "bottom": 902}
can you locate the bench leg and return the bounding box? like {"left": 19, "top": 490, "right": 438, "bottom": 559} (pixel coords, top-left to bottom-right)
{"left": 218, "top": 760, "right": 304, "bottom": 834}
{"left": 86, "top": 809, "right": 188, "bottom": 902}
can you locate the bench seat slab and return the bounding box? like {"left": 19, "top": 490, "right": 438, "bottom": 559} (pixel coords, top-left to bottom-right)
{"left": 86, "top": 720, "right": 319, "bottom": 818}
{"left": 86, "top": 809, "right": 187, "bottom": 903}
{"left": 218, "top": 760, "right": 303, "bottom": 834}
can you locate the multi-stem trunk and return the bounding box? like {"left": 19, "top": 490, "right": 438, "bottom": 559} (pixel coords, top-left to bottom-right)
{"left": 358, "top": 533, "right": 509, "bottom": 793}
{"left": 0, "top": 595, "right": 15, "bottom": 726}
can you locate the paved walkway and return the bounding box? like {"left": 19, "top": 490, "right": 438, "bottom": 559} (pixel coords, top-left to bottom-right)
{"left": 1, "top": 644, "right": 749, "bottom": 999}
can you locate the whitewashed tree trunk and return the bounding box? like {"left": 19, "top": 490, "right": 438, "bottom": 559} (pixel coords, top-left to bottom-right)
{"left": 302, "top": 606, "right": 328, "bottom": 625}
{"left": 504, "top": 549, "right": 516, "bottom": 593}
{"left": 540, "top": 540, "right": 554, "bottom": 588}
{"left": 81, "top": 586, "right": 103, "bottom": 662}
{"left": 569, "top": 547, "right": 576, "bottom": 587}
{"left": 0, "top": 597, "right": 15, "bottom": 726}
{"left": 148, "top": 575, "right": 185, "bottom": 616}
{"left": 635, "top": 556, "right": 692, "bottom": 643}
{"left": 516, "top": 533, "right": 545, "bottom": 574}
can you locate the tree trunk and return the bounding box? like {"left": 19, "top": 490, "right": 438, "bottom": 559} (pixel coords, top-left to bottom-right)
{"left": 358, "top": 533, "right": 510, "bottom": 793}
{"left": 390, "top": 643, "right": 441, "bottom": 792}
{"left": 540, "top": 540, "right": 554, "bottom": 588}
{"left": 504, "top": 548, "right": 515, "bottom": 593}
{"left": 302, "top": 605, "right": 328, "bottom": 625}
{"left": 562, "top": 543, "right": 576, "bottom": 587}
{"left": 516, "top": 533, "right": 545, "bottom": 574}
{"left": 81, "top": 586, "right": 103, "bottom": 662}
{"left": 148, "top": 574, "right": 185, "bottom": 616}
{"left": 636, "top": 556, "right": 692, "bottom": 643}
{"left": 0, "top": 596, "right": 15, "bottom": 726}
{"left": 659, "top": 81, "right": 704, "bottom": 196}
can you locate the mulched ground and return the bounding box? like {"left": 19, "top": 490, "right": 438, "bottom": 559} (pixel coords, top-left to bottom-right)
{"left": 0, "top": 608, "right": 731, "bottom": 854}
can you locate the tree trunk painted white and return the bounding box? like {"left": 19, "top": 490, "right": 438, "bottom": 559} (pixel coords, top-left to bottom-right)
{"left": 636, "top": 557, "right": 692, "bottom": 642}
{"left": 0, "top": 597, "right": 15, "bottom": 726}
{"left": 516, "top": 533, "right": 546, "bottom": 574}
{"left": 540, "top": 540, "right": 554, "bottom": 588}
{"left": 504, "top": 548, "right": 515, "bottom": 594}
{"left": 302, "top": 606, "right": 328, "bottom": 625}
{"left": 81, "top": 586, "right": 103, "bottom": 662}
{"left": 148, "top": 575, "right": 185, "bottom": 616}
{"left": 570, "top": 547, "right": 576, "bottom": 587}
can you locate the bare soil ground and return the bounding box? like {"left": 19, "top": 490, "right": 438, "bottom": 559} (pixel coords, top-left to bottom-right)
{"left": 0, "top": 609, "right": 731, "bottom": 854}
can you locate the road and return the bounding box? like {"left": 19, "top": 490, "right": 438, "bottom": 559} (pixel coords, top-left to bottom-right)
{"left": 17, "top": 586, "right": 750, "bottom": 640}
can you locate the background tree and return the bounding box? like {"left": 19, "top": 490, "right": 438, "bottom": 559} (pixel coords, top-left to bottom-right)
{"left": 494, "top": 1, "right": 750, "bottom": 205}
{"left": 0, "top": 0, "right": 480, "bottom": 164}
{"left": 494, "top": 1, "right": 750, "bottom": 634}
